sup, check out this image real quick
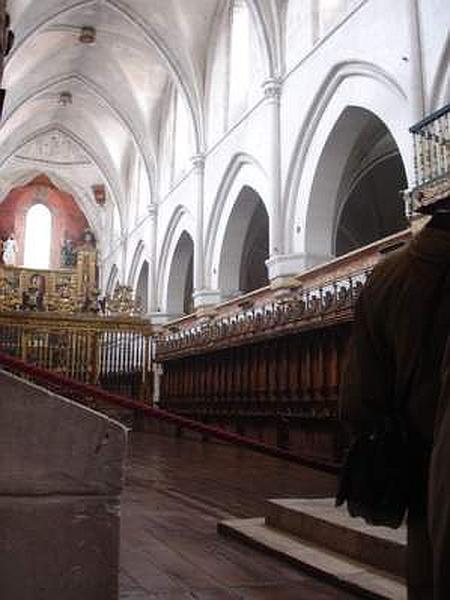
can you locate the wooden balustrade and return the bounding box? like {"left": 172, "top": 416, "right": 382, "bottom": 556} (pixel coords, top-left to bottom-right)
{"left": 0, "top": 311, "right": 153, "bottom": 401}
{"left": 157, "top": 230, "right": 410, "bottom": 359}
{"left": 156, "top": 229, "right": 412, "bottom": 463}
{"left": 159, "top": 325, "right": 349, "bottom": 461}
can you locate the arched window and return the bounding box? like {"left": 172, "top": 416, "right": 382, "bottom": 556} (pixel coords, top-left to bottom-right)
{"left": 229, "top": 0, "right": 251, "bottom": 122}
{"left": 24, "top": 203, "right": 52, "bottom": 269}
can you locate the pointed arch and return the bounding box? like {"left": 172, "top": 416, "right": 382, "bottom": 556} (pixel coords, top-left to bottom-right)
{"left": 23, "top": 203, "right": 52, "bottom": 269}
{"left": 3, "top": 72, "right": 155, "bottom": 197}
{"left": 127, "top": 240, "right": 146, "bottom": 288}
{"left": 135, "top": 260, "right": 149, "bottom": 314}
{"left": 284, "top": 60, "right": 410, "bottom": 256}
{"left": 216, "top": 186, "right": 269, "bottom": 298}
{"left": 0, "top": 167, "right": 101, "bottom": 244}
{"left": 157, "top": 205, "right": 195, "bottom": 313}
{"left": 106, "top": 264, "right": 119, "bottom": 295}
{"left": 0, "top": 123, "right": 125, "bottom": 231}
{"left": 205, "top": 153, "right": 269, "bottom": 287}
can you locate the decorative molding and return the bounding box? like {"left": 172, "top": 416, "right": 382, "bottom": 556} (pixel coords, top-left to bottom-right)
{"left": 79, "top": 26, "right": 96, "bottom": 45}
{"left": 147, "top": 203, "right": 158, "bottom": 218}
{"left": 16, "top": 130, "right": 91, "bottom": 166}
{"left": 262, "top": 78, "right": 282, "bottom": 102}
{"left": 92, "top": 184, "right": 106, "bottom": 206}
{"left": 58, "top": 91, "right": 72, "bottom": 106}
{"left": 191, "top": 154, "right": 205, "bottom": 172}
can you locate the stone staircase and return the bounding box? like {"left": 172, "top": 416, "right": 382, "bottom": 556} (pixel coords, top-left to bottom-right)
{"left": 218, "top": 498, "right": 406, "bottom": 599}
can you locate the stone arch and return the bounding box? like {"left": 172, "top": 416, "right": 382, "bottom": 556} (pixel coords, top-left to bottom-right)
{"left": 0, "top": 123, "right": 124, "bottom": 227}
{"left": 284, "top": 63, "right": 411, "bottom": 260}
{"left": 216, "top": 186, "right": 270, "bottom": 299}
{"left": 164, "top": 231, "right": 194, "bottom": 315}
{"left": 127, "top": 240, "right": 145, "bottom": 288}
{"left": 304, "top": 106, "right": 408, "bottom": 262}
{"left": 23, "top": 203, "right": 52, "bottom": 269}
{"left": 204, "top": 1, "right": 275, "bottom": 144}
{"left": 135, "top": 260, "right": 149, "bottom": 314}
{"left": 0, "top": 167, "right": 102, "bottom": 246}
{"left": 205, "top": 154, "right": 269, "bottom": 288}
{"left": 3, "top": 71, "right": 156, "bottom": 198}
{"left": 157, "top": 205, "right": 195, "bottom": 314}
{"left": 106, "top": 264, "right": 119, "bottom": 295}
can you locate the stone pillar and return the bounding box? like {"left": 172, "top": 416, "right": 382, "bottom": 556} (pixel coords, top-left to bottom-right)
{"left": 309, "top": 0, "right": 320, "bottom": 46}
{"left": 408, "top": 0, "right": 425, "bottom": 121}
{"left": 266, "top": 251, "right": 333, "bottom": 280}
{"left": 192, "top": 154, "right": 222, "bottom": 309}
{"left": 120, "top": 233, "right": 128, "bottom": 283}
{"left": 148, "top": 203, "right": 158, "bottom": 312}
{"left": 0, "top": 369, "right": 127, "bottom": 600}
{"left": 192, "top": 154, "right": 205, "bottom": 294}
{"left": 263, "top": 78, "right": 283, "bottom": 263}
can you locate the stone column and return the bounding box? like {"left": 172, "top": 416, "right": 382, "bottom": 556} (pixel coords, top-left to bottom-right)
{"left": 148, "top": 203, "right": 158, "bottom": 312}
{"left": 120, "top": 233, "right": 128, "bottom": 284}
{"left": 263, "top": 78, "right": 283, "bottom": 262}
{"left": 262, "top": 78, "right": 321, "bottom": 283}
{"left": 266, "top": 251, "right": 333, "bottom": 280}
{"left": 408, "top": 0, "right": 425, "bottom": 121}
{"left": 192, "top": 154, "right": 205, "bottom": 294}
{"left": 192, "top": 154, "right": 221, "bottom": 309}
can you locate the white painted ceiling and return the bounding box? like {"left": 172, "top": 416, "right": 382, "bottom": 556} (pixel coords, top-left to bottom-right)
{"left": 0, "top": 0, "right": 281, "bottom": 235}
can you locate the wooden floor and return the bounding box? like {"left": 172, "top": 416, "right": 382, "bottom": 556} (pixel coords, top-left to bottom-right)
{"left": 120, "top": 432, "right": 362, "bottom": 599}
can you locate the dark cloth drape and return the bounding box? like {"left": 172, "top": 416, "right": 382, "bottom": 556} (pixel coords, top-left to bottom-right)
{"left": 339, "top": 226, "right": 450, "bottom": 599}
{"left": 429, "top": 340, "right": 450, "bottom": 599}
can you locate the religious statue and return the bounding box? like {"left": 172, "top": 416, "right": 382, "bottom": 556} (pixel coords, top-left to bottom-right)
{"left": 79, "top": 228, "right": 96, "bottom": 251}
{"left": 60, "top": 238, "right": 77, "bottom": 268}
{"left": 2, "top": 233, "right": 18, "bottom": 266}
{"left": 22, "top": 273, "right": 45, "bottom": 311}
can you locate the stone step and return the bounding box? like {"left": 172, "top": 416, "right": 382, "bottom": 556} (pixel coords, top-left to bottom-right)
{"left": 218, "top": 517, "right": 406, "bottom": 600}
{"left": 266, "top": 498, "right": 406, "bottom": 578}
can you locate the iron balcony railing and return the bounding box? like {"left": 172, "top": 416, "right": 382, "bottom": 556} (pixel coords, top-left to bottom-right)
{"left": 407, "top": 103, "right": 450, "bottom": 213}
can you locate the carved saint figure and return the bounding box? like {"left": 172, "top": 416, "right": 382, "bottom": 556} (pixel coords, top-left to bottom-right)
{"left": 79, "top": 228, "right": 96, "bottom": 250}
{"left": 3, "top": 233, "right": 18, "bottom": 266}
{"left": 61, "top": 238, "right": 76, "bottom": 267}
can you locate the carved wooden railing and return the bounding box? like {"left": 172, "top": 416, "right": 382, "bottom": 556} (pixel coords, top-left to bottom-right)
{"left": 158, "top": 230, "right": 410, "bottom": 358}
{"left": 155, "top": 230, "right": 411, "bottom": 462}
{"left": 0, "top": 312, "right": 153, "bottom": 401}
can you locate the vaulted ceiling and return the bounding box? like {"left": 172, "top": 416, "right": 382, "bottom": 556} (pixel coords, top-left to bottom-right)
{"left": 0, "top": 0, "right": 282, "bottom": 230}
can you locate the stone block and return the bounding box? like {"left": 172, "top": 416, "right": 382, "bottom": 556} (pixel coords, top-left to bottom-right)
{"left": 0, "top": 369, "right": 127, "bottom": 600}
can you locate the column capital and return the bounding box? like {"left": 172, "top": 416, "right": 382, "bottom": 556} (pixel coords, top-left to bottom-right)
{"left": 147, "top": 203, "right": 158, "bottom": 218}
{"left": 191, "top": 153, "right": 206, "bottom": 172}
{"left": 262, "top": 77, "right": 283, "bottom": 102}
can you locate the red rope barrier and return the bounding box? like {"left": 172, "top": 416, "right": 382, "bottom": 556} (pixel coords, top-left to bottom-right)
{"left": 0, "top": 352, "right": 339, "bottom": 475}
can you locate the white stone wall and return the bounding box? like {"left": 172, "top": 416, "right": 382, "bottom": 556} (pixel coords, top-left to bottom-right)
{"left": 100, "top": 0, "right": 449, "bottom": 318}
